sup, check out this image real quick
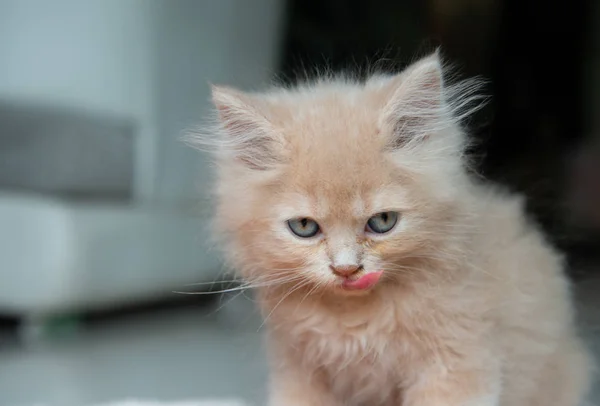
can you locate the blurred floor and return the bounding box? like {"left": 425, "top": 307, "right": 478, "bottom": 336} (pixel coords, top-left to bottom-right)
{"left": 0, "top": 295, "right": 269, "bottom": 406}
{"left": 1, "top": 278, "right": 600, "bottom": 406}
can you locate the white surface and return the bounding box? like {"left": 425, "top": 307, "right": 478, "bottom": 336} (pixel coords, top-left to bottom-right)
{"left": 0, "top": 193, "right": 220, "bottom": 316}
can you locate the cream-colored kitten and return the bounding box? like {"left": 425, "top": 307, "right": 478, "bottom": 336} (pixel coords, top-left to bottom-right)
{"left": 193, "top": 52, "right": 592, "bottom": 406}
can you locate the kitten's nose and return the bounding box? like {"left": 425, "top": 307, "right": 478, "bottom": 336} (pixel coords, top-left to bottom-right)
{"left": 330, "top": 264, "right": 362, "bottom": 277}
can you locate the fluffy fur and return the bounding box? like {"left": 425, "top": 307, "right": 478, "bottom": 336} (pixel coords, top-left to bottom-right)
{"left": 191, "top": 52, "right": 593, "bottom": 406}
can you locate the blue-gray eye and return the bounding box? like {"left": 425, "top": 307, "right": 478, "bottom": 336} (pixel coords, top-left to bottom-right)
{"left": 366, "top": 212, "right": 398, "bottom": 234}
{"left": 287, "top": 218, "right": 320, "bottom": 238}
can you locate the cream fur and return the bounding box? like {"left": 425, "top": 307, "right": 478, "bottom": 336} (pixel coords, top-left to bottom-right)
{"left": 191, "top": 52, "right": 593, "bottom": 406}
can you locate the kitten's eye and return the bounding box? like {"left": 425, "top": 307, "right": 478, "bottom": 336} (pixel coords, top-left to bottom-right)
{"left": 366, "top": 212, "right": 399, "bottom": 234}
{"left": 287, "top": 218, "right": 320, "bottom": 238}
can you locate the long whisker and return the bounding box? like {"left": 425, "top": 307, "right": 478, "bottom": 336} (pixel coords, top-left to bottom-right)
{"left": 183, "top": 279, "right": 244, "bottom": 286}
{"left": 174, "top": 285, "right": 254, "bottom": 295}
{"left": 176, "top": 269, "right": 310, "bottom": 295}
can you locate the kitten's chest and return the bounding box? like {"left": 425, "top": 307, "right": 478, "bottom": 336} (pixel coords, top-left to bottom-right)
{"left": 290, "top": 312, "right": 408, "bottom": 405}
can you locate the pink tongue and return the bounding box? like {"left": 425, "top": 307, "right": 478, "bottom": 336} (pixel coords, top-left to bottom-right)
{"left": 342, "top": 271, "right": 383, "bottom": 290}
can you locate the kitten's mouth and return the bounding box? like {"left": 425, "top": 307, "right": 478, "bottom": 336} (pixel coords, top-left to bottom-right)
{"left": 340, "top": 271, "right": 383, "bottom": 291}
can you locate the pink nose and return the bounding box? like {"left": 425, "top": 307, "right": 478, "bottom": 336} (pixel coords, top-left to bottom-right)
{"left": 330, "top": 264, "right": 362, "bottom": 277}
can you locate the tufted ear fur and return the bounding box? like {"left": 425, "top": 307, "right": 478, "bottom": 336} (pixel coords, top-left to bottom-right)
{"left": 379, "top": 50, "right": 484, "bottom": 151}
{"left": 211, "top": 86, "right": 282, "bottom": 171}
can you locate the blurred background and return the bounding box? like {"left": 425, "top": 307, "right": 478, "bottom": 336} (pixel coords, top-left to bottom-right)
{"left": 0, "top": 0, "right": 599, "bottom": 405}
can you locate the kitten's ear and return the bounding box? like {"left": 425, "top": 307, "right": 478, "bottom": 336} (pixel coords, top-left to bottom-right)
{"left": 211, "top": 85, "right": 281, "bottom": 170}
{"left": 380, "top": 51, "right": 451, "bottom": 149}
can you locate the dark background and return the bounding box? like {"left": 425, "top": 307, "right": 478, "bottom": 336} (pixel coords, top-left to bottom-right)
{"left": 280, "top": 0, "right": 600, "bottom": 275}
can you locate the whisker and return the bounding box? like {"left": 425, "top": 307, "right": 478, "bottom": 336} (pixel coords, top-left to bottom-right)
{"left": 183, "top": 279, "right": 244, "bottom": 286}
{"left": 174, "top": 285, "right": 253, "bottom": 295}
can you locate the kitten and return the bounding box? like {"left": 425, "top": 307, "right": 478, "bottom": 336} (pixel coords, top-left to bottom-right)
{"left": 193, "top": 51, "right": 592, "bottom": 406}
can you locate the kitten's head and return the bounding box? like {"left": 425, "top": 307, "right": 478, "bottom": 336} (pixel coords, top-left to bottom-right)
{"left": 196, "top": 52, "right": 483, "bottom": 296}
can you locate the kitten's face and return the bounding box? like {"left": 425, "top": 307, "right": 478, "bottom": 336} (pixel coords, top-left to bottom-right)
{"left": 246, "top": 171, "right": 422, "bottom": 295}
{"left": 205, "top": 53, "right": 478, "bottom": 296}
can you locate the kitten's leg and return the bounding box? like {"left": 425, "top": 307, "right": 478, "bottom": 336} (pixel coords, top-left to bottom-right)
{"left": 402, "top": 354, "right": 501, "bottom": 406}
{"left": 268, "top": 368, "right": 340, "bottom": 406}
